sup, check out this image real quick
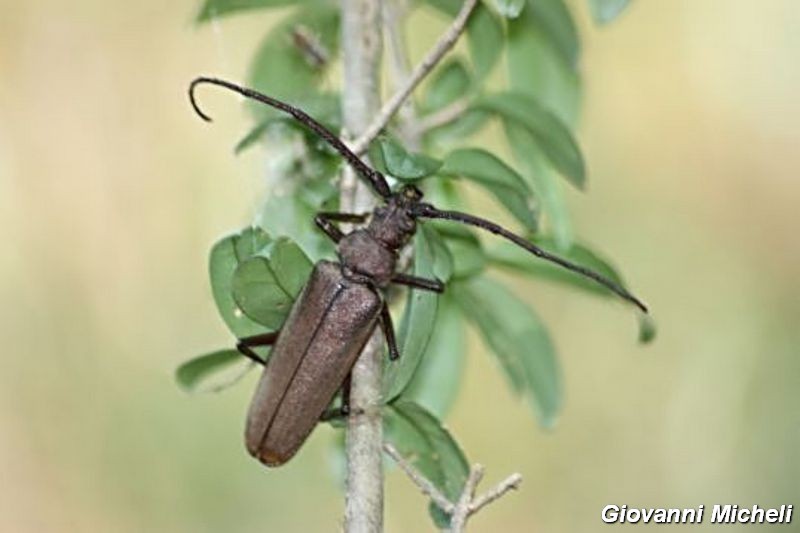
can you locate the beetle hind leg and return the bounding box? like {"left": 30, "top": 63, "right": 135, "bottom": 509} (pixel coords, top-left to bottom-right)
{"left": 236, "top": 331, "right": 280, "bottom": 366}
{"left": 320, "top": 372, "right": 362, "bottom": 421}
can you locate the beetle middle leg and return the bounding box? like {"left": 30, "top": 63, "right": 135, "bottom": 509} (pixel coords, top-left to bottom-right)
{"left": 314, "top": 212, "right": 368, "bottom": 243}
{"left": 379, "top": 303, "right": 400, "bottom": 360}
{"left": 320, "top": 372, "right": 360, "bottom": 421}
{"left": 391, "top": 272, "right": 445, "bottom": 293}
{"left": 236, "top": 331, "right": 280, "bottom": 366}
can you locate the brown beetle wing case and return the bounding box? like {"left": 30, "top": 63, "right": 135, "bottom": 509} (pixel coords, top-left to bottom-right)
{"left": 245, "top": 260, "right": 382, "bottom": 466}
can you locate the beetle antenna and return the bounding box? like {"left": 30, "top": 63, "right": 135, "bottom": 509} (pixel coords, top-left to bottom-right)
{"left": 188, "top": 76, "right": 392, "bottom": 199}
{"left": 412, "top": 203, "right": 648, "bottom": 313}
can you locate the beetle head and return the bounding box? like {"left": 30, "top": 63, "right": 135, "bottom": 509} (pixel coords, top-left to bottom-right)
{"left": 397, "top": 184, "right": 423, "bottom": 204}
{"left": 366, "top": 185, "right": 423, "bottom": 250}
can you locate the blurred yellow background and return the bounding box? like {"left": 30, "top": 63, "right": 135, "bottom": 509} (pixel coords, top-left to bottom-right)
{"left": 1, "top": 0, "right": 798, "bottom": 531}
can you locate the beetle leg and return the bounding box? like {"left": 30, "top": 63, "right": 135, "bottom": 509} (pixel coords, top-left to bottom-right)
{"left": 380, "top": 304, "right": 401, "bottom": 360}
{"left": 320, "top": 372, "right": 359, "bottom": 421}
{"left": 319, "top": 408, "right": 342, "bottom": 422}
{"left": 319, "top": 405, "right": 363, "bottom": 421}
{"left": 236, "top": 331, "right": 280, "bottom": 366}
{"left": 391, "top": 273, "right": 445, "bottom": 293}
{"left": 314, "top": 212, "right": 368, "bottom": 243}
{"left": 341, "top": 371, "right": 352, "bottom": 415}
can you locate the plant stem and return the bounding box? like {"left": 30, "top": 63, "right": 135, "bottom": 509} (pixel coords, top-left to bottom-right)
{"left": 349, "top": 0, "right": 479, "bottom": 154}
{"left": 384, "top": 443, "right": 523, "bottom": 532}
{"left": 382, "top": 0, "right": 421, "bottom": 150}
{"left": 341, "top": 0, "right": 385, "bottom": 531}
{"left": 410, "top": 96, "right": 470, "bottom": 136}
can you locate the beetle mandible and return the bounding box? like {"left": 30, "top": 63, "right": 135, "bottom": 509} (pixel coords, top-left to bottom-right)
{"left": 188, "top": 77, "right": 648, "bottom": 467}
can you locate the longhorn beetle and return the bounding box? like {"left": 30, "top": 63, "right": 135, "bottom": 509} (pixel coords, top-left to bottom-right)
{"left": 188, "top": 77, "right": 648, "bottom": 467}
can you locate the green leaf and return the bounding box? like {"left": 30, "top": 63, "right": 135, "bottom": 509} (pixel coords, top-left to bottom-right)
{"left": 487, "top": 236, "right": 625, "bottom": 294}
{"left": 588, "top": 0, "right": 632, "bottom": 25}
{"left": 232, "top": 258, "right": 294, "bottom": 330}
{"left": 446, "top": 236, "right": 487, "bottom": 279}
{"left": 428, "top": 221, "right": 487, "bottom": 279}
{"left": 638, "top": 314, "right": 657, "bottom": 344}
{"left": 234, "top": 225, "right": 272, "bottom": 259}
{"left": 195, "top": 0, "right": 303, "bottom": 23}
{"left": 402, "top": 296, "right": 466, "bottom": 418}
{"left": 466, "top": 3, "right": 505, "bottom": 80}
{"left": 384, "top": 226, "right": 453, "bottom": 402}
{"left": 488, "top": 236, "right": 652, "bottom": 340}
{"left": 175, "top": 350, "right": 250, "bottom": 392}
{"left": 493, "top": 0, "right": 525, "bottom": 18}
{"left": 452, "top": 277, "right": 561, "bottom": 427}
{"left": 441, "top": 148, "right": 538, "bottom": 232}
{"left": 507, "top": 4, "right": 580, "bottom": 125}
{"left": 442, "top": 148, "right": 529, "bottom": 196}
{"left": 370, "top": 137, "right": 442, "bottom": 181}
{"left": 234, "top": 119, "right": 290, "bottom": 155}
{"left": 231, "top": 238, "right": 313, "bottom": 330}
{"left": 247, "top": 6, "right": 340, "bottom": 121}
{"left": 422, "top": 0, "right": 504, "bottom": 80}
{"left": 385, "top": 401, "right": 469, "bottom": 521}
{"left": 528, "top": 0, "right": 579, "bottom": 68}
{"left": 426, "top": 109, "right": 491, "bottom": 146}
{"left": 259, "top": 193, "right": 336, "bottom": 262}
{"left": 266, "top": 238, "right": 315, "bottom": 298}
{"left": 503, "top": 121, "right": 572, "bottom": 248}
{"left": 421, "top": 59, "right": 471, "bottom": 114}
{"left": 419, "top": 60, "right": 488, "bottom": 143}
{"left": 209, "top": 227, "right": 274, "bottom": 338}
{"left": 478, "top": 92, "right": 585, "bottom": 189}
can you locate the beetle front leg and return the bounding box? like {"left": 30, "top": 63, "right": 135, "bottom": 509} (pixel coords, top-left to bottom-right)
{"left": 314, "top": 212, "right": 369, "bottom": 243}
{"left": 391, "top": 273, "right": 445, "bottom": 293}
{"left": 236, "top": 331, "right": 280, "bottom": 366}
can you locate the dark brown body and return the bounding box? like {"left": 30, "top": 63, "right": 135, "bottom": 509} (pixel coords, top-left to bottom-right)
{"left": 245, "top": 260, "right": 382, "bottom": 466}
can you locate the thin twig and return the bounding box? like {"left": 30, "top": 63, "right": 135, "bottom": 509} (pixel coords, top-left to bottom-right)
{"left": 468, "top": 473, "right": 523, "bottom": 516}
{"left": 382, "top": 0, "right": 420, "bottom": 149}
{"left": 410, "top": 96, "right": 471, "bottom": 136}
{"left": 385, "top": 442, "right": 523, "bottom": 532}
{"left": 449, "top": 465, "right": 484, "bottom": 532}
{"left": 383, "top": 443, "right": 455, "bottom": 514}
{"left": 350, "top": 0, "right": 479, "bottom": 154}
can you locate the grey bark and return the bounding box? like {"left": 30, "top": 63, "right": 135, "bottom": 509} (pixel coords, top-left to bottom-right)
{"left": 340, "top": 0, "right": 385, "bottom": 531}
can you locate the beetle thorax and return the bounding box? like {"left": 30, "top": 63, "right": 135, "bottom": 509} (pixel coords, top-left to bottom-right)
{"left": 338, "top": 230, "right": 397, "bottom": 287}
{"left": 337, "top": 187, "right": 421, "bottom": 287}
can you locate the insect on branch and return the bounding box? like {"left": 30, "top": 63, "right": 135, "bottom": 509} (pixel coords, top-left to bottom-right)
{"left": 349, "top": 0, "right": 480, "bottom": 155}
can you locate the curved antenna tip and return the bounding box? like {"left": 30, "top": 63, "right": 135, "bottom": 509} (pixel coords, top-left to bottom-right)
{"left": 184, "top": 75, "right": 391, "bottom": 198}
{"left": 188, "top": 77, "right": 214, "bottom": 122}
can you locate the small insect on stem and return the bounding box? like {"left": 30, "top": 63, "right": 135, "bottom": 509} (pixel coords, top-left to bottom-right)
{"left": 188, "top": 77, "right": 649, "bottom": 467}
